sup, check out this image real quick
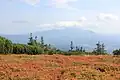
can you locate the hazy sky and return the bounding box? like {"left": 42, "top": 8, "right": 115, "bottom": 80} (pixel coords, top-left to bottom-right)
{"left": 1, "top": 0, "right": 120, "bottom": 34}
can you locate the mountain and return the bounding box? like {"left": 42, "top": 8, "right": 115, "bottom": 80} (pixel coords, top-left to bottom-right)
{"left": 1, "top": 27, "right": 120, "bottom": 53}
{"left": 33, "top": 27, "right": 97, "bottom": 50}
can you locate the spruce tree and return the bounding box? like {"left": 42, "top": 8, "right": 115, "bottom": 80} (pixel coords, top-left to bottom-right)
{"left": 80, "top": 47, "right": 83, "bottom": 52}
{"left": 93, "top": 42, "right": 107, "bottom": 55}
{"left": 101, "top": 43, "right": 105, "bottom": 53}
{"left": 76, "top": 46, "right": 79, "bottom": 51}
{"left": 70, "top": 41, "right": 74, "bottom": 51}
{"left": 28, "top": 33, "right": 35, "bottom": 45}
{"left": 96, "top": 41, "right": 101, "bottom": 54}
{"left": 41, "top": 36, "right": 44, "bottom": 47}
{"left": 34, "top": 36, "right": 38, "bottom": 45}
{"left": 83, "top": 49, "right": 86, "bottom": 52}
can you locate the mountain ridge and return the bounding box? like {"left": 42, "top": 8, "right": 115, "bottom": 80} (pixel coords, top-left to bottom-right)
{"left": 0, "top": 27, "right": 120, "bottom": 53}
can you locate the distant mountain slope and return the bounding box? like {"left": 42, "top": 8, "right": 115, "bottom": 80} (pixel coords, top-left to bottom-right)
{"left": 1, "top": 27, "right": 120, "bottom": 53}
{"left": 1, "top": 35, "right": 28, "bottom": 44}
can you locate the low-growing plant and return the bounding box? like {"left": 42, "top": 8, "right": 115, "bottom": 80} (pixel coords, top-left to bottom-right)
{"left": 70, "top": 72, "right": 76, "bottom": 78}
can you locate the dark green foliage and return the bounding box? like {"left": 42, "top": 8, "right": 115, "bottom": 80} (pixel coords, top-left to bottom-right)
{"left": 0, "top": 33, "right": 61, "bottom": 55}
{"left": 80, "top": 47, "right": 83, "bottom": 52}
{"left": 68, "top": 40, "right": 88, "bottom": 55}
{"left": 0, "top": 34, "right": 109, "bottom": 55}
{"left": 0, "top": 39, "right": 5, "bottom": 53}
{"left": 67, "top": 41, "right": 108, "bottom": 55}
{"left": 83, "top": 49, "right": 86, "bottom": 52}
{"left": 96, "top": 41, "right": 101, "bottom": 54}
{"left": 0, "top": 36, "right": 13, "bottom": 54}
{"left": 101, "top": 43, "right": 105, "bottom": 53}
{"left": 41, "top": 36, "right": 44, "bottom": 48}
{"left": 92, "top": 42, "right": 107, "bottom": 55}
{"left": 76, "top": 46, "right": 79, "bottom": 51}
{"left": 113, "top": 49, "right": 120, "bottom": 55}
{"left": 27, "top": 33, "right": 35, "bottom": 46}
{"left": 70, "top": 41, "right": 74, "bottom": 51}
{"left": 12, "top": 43, "right": 45, "bottom": 55}
{"left": 13, "top": 44, "right": 24, "bottom": 54}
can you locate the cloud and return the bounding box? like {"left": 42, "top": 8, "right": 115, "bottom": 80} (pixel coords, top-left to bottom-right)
{"left": 78, "top": 17, "right": 87, "bottom": 22}
{"left": 9, "top": 0, "right": 78, "bottom": 10}
{"left": 36, "top": 13, "right": 120, "bottom": 34}
{"left": 56, "top": 17, "right": 87, "bottom": 27}
{"left": 23, "top": 0, "right": 40, "bottom": 5}
{"left": 12, "top": 20, "right": 29, "bottom": 23}
{"left": 38, "top": 21, "right": 81, "bottom": 31}
{"left": 37, "top": 17, "right": 87, "bottom": 31}
{"left": 83, "top": 13, "right": 120, "bottom": 34}
{"left": 8, "top": 0, "right": 40, "bottom": 5}
{"left": 48, "top": 0, "right": 78, "bottom": 10}
{"left": 97, "top": 13, "right": 119, "bottom": 21}
{"left": 14, "top": 0, "right": 40, "bottom": 6}
{"left": 56, "top": 21, "right": 81, "bottom": 26}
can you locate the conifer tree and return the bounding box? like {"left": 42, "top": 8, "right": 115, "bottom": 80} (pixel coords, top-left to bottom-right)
{"left": 101, "top": 43, "right": 105, "bottom": 53}
{"left": 83, "top": 49, "right": 86, "bottom": 52}
{"left": 70, "top": 41, "right": 74, "bottom": 51}
{"left": 93, "top": 42, "right": 107, "bottom": 55}
{"left": 28, "top": 33, "right": 35, "bottom": 45}
{"left": 41, "top": 36, "right": 44, "bottom": 47}
{"left": 96, "top": 41, "right": 101, "bottom": 54}
{"left": 34, "top": 36, "right": 38, "bottom": 45}
{"left": 76, "top": 46, "right": 79, "bottom": 51}
{"left": 80, "top": 47, "right": 83, "bottom": 52}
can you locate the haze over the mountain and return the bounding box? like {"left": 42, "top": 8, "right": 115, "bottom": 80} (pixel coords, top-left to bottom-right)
{"left": 1, "top": 27, "right": 120, "bottom": 53}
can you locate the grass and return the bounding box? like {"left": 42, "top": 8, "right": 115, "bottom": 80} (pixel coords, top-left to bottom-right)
{"left": 72, "top": 62, "right": 90, "bottom": 66}
{"left": 45, "top": 62, "right": 60, "bottom": 68}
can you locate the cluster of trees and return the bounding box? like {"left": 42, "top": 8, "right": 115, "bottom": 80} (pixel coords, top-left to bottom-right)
{"left": 92, "top": 42, "right": 106, "bottom": 55}
{"left": 69, "top": 41, "right": 85, "bottom": 52}
{"left": 66, "top": 41, "right": 107, "bottom": 55}
{"left": 113, "top": 49, "right": 120, "bottom": 55}
{"left": 0, "top": 33, "right": 63, "bottom": 55}
{"left": 0, "top": 34, "right": 119, "bottom": 55}
{"left": 0, "top": 36, "right": 13, "bottom": 54}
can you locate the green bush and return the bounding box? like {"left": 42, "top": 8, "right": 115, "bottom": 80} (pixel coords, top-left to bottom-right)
{"left": 0, "top": 36, "right": 13, "bottom": 54}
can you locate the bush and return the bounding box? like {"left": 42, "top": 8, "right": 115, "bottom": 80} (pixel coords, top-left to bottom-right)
{"left": 0, "top": 36, "right": 13, "bottom": 54}
{"left": 113, "top": 49, "right": 120, "bottom": 55}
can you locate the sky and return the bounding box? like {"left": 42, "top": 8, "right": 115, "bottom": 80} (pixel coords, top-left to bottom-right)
{"left": 1, "top": 0, "right": 120, "bottom": 34}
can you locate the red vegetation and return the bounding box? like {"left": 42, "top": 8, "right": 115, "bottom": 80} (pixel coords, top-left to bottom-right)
{"left": 0, "top": 54, "right": 120, "bottom": 80}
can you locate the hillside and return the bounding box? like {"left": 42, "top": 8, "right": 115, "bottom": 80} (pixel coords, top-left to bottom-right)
{"left": 0, "top": 54, "right": 120, "bottom": 80}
